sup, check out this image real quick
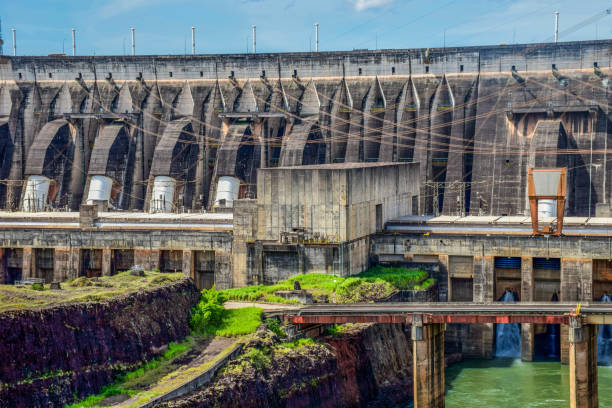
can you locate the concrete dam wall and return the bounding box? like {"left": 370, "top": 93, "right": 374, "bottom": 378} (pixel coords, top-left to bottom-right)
{"left": 0, "top": 39, "right": 610, "bottom": 216}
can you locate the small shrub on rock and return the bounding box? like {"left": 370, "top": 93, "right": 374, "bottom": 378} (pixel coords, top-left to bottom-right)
{"left": 190, "top": 286, "right": 227, "bottom": 333}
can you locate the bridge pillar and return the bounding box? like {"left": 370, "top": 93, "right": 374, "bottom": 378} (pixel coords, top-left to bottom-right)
{"left": 521, "top": 256, "right": 534, "bottom": 361}
{"left": 412, "top": 316, "right": 445, "bottom": 408}
{"left": 562, "top": 258, "right": 593, "bottom": 364}
{"left": 473, "top": 255, "right": 494, "bottom": 358}
{"left": 569, "top": 316, "right": 598, "bottom": 408}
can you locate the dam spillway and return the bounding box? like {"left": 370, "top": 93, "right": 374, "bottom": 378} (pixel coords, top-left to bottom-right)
{"left": 0, "top": 39, "right": 609, "bottom": 217}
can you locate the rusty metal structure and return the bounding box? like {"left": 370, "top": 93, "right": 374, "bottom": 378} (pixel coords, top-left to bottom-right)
{"left": 528, "top": 167, "right": 567, "bottom": 235}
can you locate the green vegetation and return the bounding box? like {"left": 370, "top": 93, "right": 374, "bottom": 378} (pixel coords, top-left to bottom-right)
{"left": 279, "top": 338, "right": 316, "bottom": 349}
{"left": 265, "top": 318, "right": 287, "bottom": 338}
{"left": 190, "top": 287, "right": 262, "bottom": 337}
{"left": 324, "top": 323, "right": 358, "bottom": 337}
{"left": 0, "top": 271, "right": 184, "bottom": 312}
{"left": 65, "top": 339, "right": 195, "bottom": 408}
{"left": 219, "top": 266, "right": 431, "bottom": 304}
{"left": 414, "top": 278, "right": 435, "bottom": 291}
{"left": 66, "top": 384, "right": 134, "bottom": 408}
{"left": 357, "top": 265, "right": 429, "bottom": 290}
{"left": 30, "top": 283, "right": 46, "bottom": 291}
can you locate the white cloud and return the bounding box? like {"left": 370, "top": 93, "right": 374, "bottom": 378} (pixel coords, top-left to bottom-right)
{"left": 349, "top": 0, "right": 394, "bottom": 12}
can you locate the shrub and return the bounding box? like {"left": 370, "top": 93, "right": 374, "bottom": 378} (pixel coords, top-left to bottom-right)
{"left": 265, "top": 318, "right": 287, "bottom": 338}
{"left": 30, "top": 283, "right": 46, "bottom": 291}
{"left": 190, "top": 286, "right": 227, "bottom": 333}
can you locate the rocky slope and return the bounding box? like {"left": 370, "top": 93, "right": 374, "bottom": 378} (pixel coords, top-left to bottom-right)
{"left": 157, "top": 323, "right": 459, "bottom": 408}
{"left": 0, "top": 279, "right": 200, "bottom": 408}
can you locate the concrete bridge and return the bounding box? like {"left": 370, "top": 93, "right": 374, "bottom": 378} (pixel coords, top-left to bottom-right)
{"left": 285, "top": 303, "right": 609, "bottom": 408}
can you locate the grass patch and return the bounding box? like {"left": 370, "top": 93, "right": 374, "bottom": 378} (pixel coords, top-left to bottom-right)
{"left": 356, "top": 265, "right": 428, "bottom": 290}
{"left": 190, "top": 287, "right": 262, "bottom": 337}
{"left": 0, "top": 271, "right": 184, "bottom": 313}
{"left": 413, "top": 278, "right": 435, "bottom": 290}
{"left": 219, "top": 266, "right": 429, "bottom": 305}
{"left": 65, "top": 384, "right": 134, "bottom": 408}
{"left": 279, "top": 338, "right": 315, "bottom": 349}
{"left": 324, "top": 323, "right": 358, "bottom": 337}
{"left": 212, "top": 308, "right": 263, "bottom": 337}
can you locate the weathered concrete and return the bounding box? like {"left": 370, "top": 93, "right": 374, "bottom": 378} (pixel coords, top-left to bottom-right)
{"left": 0, "top": 40, "right": 609, "bottom": 217}
{"left": 569, "top": 317, "right": 598, "bottom": 408}
{"left": 521, "top": 256, "right": 535, "bottom": 361}
{"left": 412, "top": 320, "right": 445, "bottom": 408}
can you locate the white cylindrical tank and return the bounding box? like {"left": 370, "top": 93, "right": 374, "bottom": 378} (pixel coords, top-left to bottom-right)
{"left": 538, "top": 199, "right": 557, "bottom": 218}
{"left": 86, "top": 175, "right": 113, "bottom": 204}
{"left": 22, "top": 175, "right": 51, "bottom": 212}
{"left": 150, "top": 176, "right": 176, "bottom": 213}
{"left": 215, "top": 176, "right": 240, "bottom": 207}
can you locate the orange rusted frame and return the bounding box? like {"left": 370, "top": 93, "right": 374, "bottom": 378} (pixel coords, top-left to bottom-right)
{"left": 286, "top": 313, "right": 569, "bottom": 325}
{"left": 527, "top": 168, "right": 566, "bottom": 236}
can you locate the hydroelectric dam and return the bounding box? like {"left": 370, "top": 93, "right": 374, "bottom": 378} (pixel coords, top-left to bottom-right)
{"left": 0, "top": 39, "right": 611, "bottom": 407}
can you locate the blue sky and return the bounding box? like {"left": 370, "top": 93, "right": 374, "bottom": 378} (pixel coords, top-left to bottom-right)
{"left": 0, "top": 0, "right": 610, "bottom": 56}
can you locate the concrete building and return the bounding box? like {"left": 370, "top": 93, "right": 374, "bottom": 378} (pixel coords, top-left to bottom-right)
{"left": 0, "top": 161, "right": 420, "bottom": 288}
{"left": 239, "top": 162, "right": 420, "bottom": 284}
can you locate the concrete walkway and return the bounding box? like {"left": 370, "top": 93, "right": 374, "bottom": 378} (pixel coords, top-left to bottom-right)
{"left": 112, "top": 336, "right": 239, "bottom": 408}
{"left": 224, "top": 300, "right": 302, "bottom": 311}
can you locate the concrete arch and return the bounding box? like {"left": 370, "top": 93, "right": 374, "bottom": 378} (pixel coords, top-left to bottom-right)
{"left": 24, "top": 119, "right": 75, "bottom": 207}
{"left": 87, "top": 124, "right": 134, "bottom": 209}
{"left": 150, "top": 118, "right": 197, "bottom": 177}
{"left": 149, "top": 118, "right": 199, "bottom": 208}
{"left": 279, "top": 118, "right": 320, "bottom": 166}
{"left": 25, "top": 119, "right": 74, "bottom": 176}
{"left": 88, "top": 125, "right": 131, "bottom": 175}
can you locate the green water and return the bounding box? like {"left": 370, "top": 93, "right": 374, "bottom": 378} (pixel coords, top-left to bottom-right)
{"left": 443, "top": 359, "right": 612, "bottom": 408}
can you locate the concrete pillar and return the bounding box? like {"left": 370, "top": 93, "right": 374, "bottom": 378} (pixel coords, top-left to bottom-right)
{"left": 521, "top": 256, "right": 534, "bottom": 361}
{"left": 473, "top": 255, "right": 495, "bottom": 359}
{"left": 521, "top": 324, "right": 535, "bottom": 362}
{"left": 22, "top": 247, "right": 33, "bottom": 279}
{"left": 473, "top": 255, "right": 494, "bottom": 302}
{"left": 412, "top": 317, "right": 445, "bottom": 408}
{"left": 562, "top": 258, "right": 593, "bottom": 303}
{"left": 101, "top": 249, "right": 112, "bottom": 276}
{"left": 561, "top": 325, "right": 570, "bottom": 365}
{"left": 133, "top": 249, "right": 160, "bottom": 271}
{"left": 569, "top": 316, "right": 598, "bottom": 408}
{"left": 214, "top": 250, "right": 233, "bottom": 289}
{"left": 561, "top": 258, "right": 593, "bottom": 363}
{"left": 182, "top": 250, "right": 194, "bottom": 279}
{"left": 438, "top": 254, "right": 449, "bottom": 302}
{"left": 53, "top": 248, "right": 81, "bottom": 282}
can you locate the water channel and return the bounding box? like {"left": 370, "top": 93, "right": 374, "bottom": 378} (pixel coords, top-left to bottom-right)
{"left": 404, "top": 292, "right": 612, "bottom": 407}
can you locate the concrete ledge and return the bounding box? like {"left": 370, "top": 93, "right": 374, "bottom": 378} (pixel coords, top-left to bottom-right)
{"left": 137, "top": 342, "right": 244, "bottom": 408}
